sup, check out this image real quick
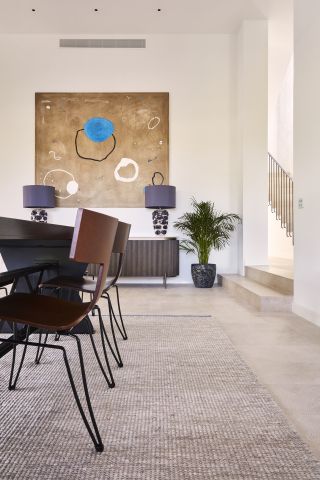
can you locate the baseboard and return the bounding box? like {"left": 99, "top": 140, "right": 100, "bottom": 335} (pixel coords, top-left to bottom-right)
{"left": 292, "top": 302, "right": 320, "bottom": 327}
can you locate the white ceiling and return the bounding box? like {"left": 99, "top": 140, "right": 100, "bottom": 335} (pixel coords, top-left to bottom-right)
{"left": 0, "top": 0, "right": 292, "bottom": 35}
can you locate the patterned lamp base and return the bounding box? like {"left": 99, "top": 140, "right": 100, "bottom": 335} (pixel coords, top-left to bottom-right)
{"left": 31, "top": 208, "right": 48, "bottom": 223}
{"left": 152, "top": 209, "right": 168, "bottom": 236}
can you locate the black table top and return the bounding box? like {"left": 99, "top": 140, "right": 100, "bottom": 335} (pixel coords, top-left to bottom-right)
{"left": 0, "top": 217, "right": 73, "bottom": 246}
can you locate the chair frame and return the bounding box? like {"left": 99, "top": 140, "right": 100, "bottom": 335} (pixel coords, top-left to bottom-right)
{"left": 92, "top": 222, "right": 131, "bottom": 354}
{"left": 1, "top": 322, "right": 104, "bottom": 451}
{"left": 0, "top": 209, "right": 119, "bottom": 452}
{"left": 39, "top": 221, "right": 131, "bottom": 382}
{"left": 99, "top": 251, "right": 128, "bottom": 340}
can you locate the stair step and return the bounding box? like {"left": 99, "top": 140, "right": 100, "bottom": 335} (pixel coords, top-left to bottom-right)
{"left": 218, "top": 274, "right": 292, "bottom": 312}
{"left": 245, "top": 265, "right": 293, "bottom": 295}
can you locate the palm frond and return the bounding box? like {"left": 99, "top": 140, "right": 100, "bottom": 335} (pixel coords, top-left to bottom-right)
{"left": 173, "top": 197, "right": 241, "bottom": 264}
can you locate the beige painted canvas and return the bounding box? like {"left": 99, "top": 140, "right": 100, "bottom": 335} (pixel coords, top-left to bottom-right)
{"left": 35, "top": 92, "right": 169, "bottom": 207}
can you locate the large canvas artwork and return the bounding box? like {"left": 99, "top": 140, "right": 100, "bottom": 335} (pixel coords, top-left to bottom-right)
{"left": 35, "top": 92, "right": 169, "bottom": 207}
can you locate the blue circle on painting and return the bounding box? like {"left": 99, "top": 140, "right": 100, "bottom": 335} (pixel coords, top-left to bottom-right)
{"left": 84, "top": 117, "right": 114, "bottom": 143}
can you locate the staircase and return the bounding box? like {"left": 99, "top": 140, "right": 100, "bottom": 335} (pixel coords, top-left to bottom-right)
{"left": 218, "top": 262, "right": 293, "bottom": 312}
{"left": 218, "top": 155, "right": 294, "bottom": 312}
{"left": 268, "top": 152, "right": 294, "bottom": 242}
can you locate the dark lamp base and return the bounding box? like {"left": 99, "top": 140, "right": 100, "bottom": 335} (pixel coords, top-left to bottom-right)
{"left": 31, "top": 208, "right": 48, "bottom": 223}
{"left": 152, "top": 209, "right": 168, "bottom": 236}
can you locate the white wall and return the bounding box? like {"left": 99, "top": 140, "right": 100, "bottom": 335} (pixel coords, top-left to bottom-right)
{"left": 236, "top": 21, "right": 268, "bottom": 270}
{"left": 269, "top": 57, "right": 293, "bottom": 173}
{"left": 268, "top": 0, "right": 293, "bottom": 165}
{"left": 293, "top": 0, "right": 320, "bottom": 324}
{"left": 0, "top": 33, "right": 240, "bottom": 282}
{"left": 268, "top": 46, "right": 293, "bottom": 261}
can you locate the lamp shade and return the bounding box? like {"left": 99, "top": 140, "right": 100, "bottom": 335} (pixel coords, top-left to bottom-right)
{"left": 145, "top": 185, "right": 176, "bottom": 209}
{"left": 23, "top": 185, "right": 55, "bottom": 208}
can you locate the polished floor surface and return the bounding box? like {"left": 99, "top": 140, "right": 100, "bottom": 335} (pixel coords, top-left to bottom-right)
{"left": 106, "top": 284, "right": 320, "bottom": 459}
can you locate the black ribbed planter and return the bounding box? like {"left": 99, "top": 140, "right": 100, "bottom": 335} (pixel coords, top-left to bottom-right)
{"left": 191, "top": 264, "right": 216, "bottom": 288}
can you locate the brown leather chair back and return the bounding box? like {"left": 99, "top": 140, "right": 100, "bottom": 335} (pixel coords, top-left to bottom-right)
{"left": 109, "top": 221, "right": 131, "bottom": 286}
{"left": 113, "top": 221, "right": 131, "bottom": 254}
{"left": 70, "top": 209, "right": 118, "bottom": 302}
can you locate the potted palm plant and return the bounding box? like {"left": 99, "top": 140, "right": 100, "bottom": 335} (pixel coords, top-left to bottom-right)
{"left": 174, "top": 198, "right": 241, "bottom": 288}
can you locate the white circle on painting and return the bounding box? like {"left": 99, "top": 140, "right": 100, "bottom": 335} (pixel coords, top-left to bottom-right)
{"left": 148, "top": 116, "right": 160, "bottom": 130}
{"left": 43, "top": 169, "right": 79, "bottom": 199}
{"left": 67, "top": 180, "right": 79, "bottom": 195}
{"left": 114, "top": 158, "right": 139, "bottom": 183}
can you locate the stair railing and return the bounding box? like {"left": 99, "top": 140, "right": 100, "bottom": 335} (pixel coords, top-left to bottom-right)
{"left": 268, "top": 153, "right": 293, "bottom": 242}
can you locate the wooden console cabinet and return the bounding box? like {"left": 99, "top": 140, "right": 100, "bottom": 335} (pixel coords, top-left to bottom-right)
{"left": 88, "top": 237, "right": 179, "bottom": 287}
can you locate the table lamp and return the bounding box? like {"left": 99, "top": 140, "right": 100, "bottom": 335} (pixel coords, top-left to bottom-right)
{"left": 145, "top": 173, "right": 176, "bottom": 236}
{"left": 23, "top": 185, "right": 55, "bottom": 223}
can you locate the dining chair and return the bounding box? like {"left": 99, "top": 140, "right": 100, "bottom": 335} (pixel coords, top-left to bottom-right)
{"left": 0, "top": 208, "right": 118, "bottom": 452}
{"left": 40, "top": 221, "right": 131, "bottom": 372}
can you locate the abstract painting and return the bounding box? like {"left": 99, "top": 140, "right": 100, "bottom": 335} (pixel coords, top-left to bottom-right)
{"left": 35, "top": 92, "right": 169, "bottom": 207}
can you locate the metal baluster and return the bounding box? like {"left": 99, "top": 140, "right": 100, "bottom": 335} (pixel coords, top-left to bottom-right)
{"left": 277, "top": 165, "right": 280, "bottom": 220}
{"left": 288, "top": 178, "right": 292, "bottom": 236}
{"left": 270, "top": 155, "right": 272, "bottom": 210}
{"left": 291, "top": 181, "right": 294, "bottom": 242}
{"left": 280, "top": 168, "right": 282, "bottom": 226}
{"left": 268, "top": 154, "right": 271, "bottom": 205}
{"left": 276, "top": 164, "right": 279, "bottom": 219}
{"left": 281, "top": 169, "right": 284, "bottom": 228}
{"left": 285, "top": 176, "right": 289, "bottom": 233}
{"left": 268, "top": 153, "right": 294, "bottom": 244}
{"left": 272, "top": 157, "right": 275, "bottom": 212}
{"left": 276, "top": 161, "right": 277, "bottom": 213}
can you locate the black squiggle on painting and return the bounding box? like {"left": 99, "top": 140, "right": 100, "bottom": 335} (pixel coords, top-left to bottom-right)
{"left": 152, "top": 171, "right": 165, "bottom": 186}
{"left": 75, "top": 129, "right": 117, "bottom": 162}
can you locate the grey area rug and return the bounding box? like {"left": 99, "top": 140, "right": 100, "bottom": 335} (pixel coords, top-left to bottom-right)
{"left": 0, "top": 315, "right": 319, "bottom": 480}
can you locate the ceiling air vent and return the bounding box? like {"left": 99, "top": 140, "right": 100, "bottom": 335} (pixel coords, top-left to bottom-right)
{"left": 59, "top": 39, "right": 146, "bottom": 48}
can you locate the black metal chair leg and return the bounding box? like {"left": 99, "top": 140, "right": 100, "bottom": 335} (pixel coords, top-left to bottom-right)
{"left": 63, "top": 333, "right": 104, "bottom": 452}
{"left": 35, "top": 332, "right": 43, "bottom": 361}
{"left": 96, "top": 304, "right": 123, "bottom": 368}
{"left": 86, "top": 318, "right": 115, "bottom": 388}
{"left": 91, "top": 295, "right": 97, "bottom": 316}
{"left": 106, "top": 297, "right": 124, "bottom": 367}
{"left": 35, "top": 333, "right": 49, "bottom": 364}
{"left": 8, "top": 325, "right": 30, "bottom": 390}
{"left": 0, "top": 336, "right": 104, "bottom": 452}
{"left": 113, "top": 285, "right": 128, "bottom": 340}
{"left": 101, "top": 288, "right": 127, "bottom": 341}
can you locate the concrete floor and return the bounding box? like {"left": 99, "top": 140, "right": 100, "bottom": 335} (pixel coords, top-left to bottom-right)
{"left": 105, "top": 284, "right": 320, "bottom": 458}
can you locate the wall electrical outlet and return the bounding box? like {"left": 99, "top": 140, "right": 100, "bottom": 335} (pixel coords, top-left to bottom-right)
{"left": 298, "top": 198, "right": 304, "bottom": 209}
